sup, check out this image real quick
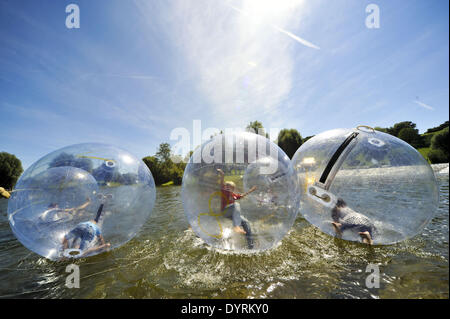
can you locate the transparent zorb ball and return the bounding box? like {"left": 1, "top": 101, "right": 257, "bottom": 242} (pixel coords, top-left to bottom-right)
{"left": 292, "top": 126, "right": 439, "bottom": 245}
{"left": 7, "top": 143, "right": 156, "bottom": 260}
{"left": 182, "top": 132, "right": 299, "bottom": 252}
{"left": 243, "top": 156, "right": 291, "bottom": 208}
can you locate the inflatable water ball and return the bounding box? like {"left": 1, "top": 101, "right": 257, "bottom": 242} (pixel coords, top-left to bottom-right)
{"left": 292, "top": 126, "right": 439, "bottom": 245}
{"left": 7, "top": 143, "right": 156, "bottom": 260}
{"left": 182, "top": 132, "right": 299, "bottom": 252}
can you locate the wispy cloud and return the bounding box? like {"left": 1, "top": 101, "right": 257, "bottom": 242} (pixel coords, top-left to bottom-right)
{"left": 135, "top": 0, "right": 314, "bottom": 127}
{"left": 3, "top": 0, "right": 447, "bottom": 168}
{"left": 226, "top": 2, "right": 320, "bottom": 50}
{"left": 413, "top": 100, "right": 434, "bottom": 110}
{"left": 269, "top": 24, "right": 320, "bottom": 50}
{"left": 80, "top": 73, "right": 158, "bottom": 81}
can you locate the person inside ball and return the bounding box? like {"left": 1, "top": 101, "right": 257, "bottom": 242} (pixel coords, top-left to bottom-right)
{"left": 331, "top": 198, "right": 376, "bottom": 245}
{"left": 62, "top": 203, "right": 111, "bottom": 257}
{"left": 40, "top": 197, "right": 91, "bottom": 223}
{"left": 217, "top": 168, "right": 257, "bottom": 249}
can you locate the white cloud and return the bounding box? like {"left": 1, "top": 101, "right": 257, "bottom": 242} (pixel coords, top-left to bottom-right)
{"left": 225, "top": 2, "right": 320, "bottom": 50}
{"left": 138, "top": 0, "right": 315, "bottom": 126}
{"left": 413, "top": 100, "right": 434, "bottom": 110}
{"left": 80, "top": 73, "right": 158, "bottom": 81}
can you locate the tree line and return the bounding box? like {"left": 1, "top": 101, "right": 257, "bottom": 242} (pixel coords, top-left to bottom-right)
{"left": 142, "top": 143, "right": 187, "bottom": 186}
{"left": 1, "top": 120, "right": 448, "bottom": 189}
{"left": 374, "top": 121, "right": 448, "bottom": 164}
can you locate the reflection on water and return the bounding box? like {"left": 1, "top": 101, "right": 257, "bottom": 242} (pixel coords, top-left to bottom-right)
{"left": 0, "top": 166, "right": 448, "bottom": 298}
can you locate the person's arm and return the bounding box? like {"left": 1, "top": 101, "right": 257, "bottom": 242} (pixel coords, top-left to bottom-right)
{"left": 98, "top": 234, "right": 106, "bottom": 246}
{"left": 62, "top": 236, "right": 68, "bottom": 249}
{"left": 75, "top": 197, "right": 91, "bottom": 211}
{"left": 240, "top": 186, "right": 257, "bottom": 198}
{"left": 64, "top": 197, "right": 91, "bottom": 213}
{"left": 79, "top": 242, "right": 111, "bottom": 257}
{"left": 79, "top": 232, "right": 110, "bottom": 257}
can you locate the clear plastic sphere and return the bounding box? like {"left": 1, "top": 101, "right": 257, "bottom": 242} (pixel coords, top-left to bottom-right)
{"left": 182, "top": 132, "right": 299, "bottom": 252}
{"left": 292, "top": 127, "right": 439, "bottom": 245}
{"left": 7, "top": 143, "right": 156, "bottom": 260}
{"left": 243, "top": 156, "right": 291, "bottom": 207}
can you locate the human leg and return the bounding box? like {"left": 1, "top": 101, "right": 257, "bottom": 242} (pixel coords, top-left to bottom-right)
{"left": 240, "top": 217, "right": 254, "bottom": 249}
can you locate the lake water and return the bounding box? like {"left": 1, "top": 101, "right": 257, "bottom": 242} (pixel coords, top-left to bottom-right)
{"left": 0, "top": 164, "right": 448, "bottom": 298}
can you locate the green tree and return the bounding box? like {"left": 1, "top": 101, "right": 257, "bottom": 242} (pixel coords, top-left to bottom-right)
{"left": 398, "top": 127, "right": 422, "bottom": 148}
{"left": 387, "top": 121, "right": 417, "bottom": 137}
{"left": 425, "top": 121, "right": 449, "bottom": 134}
{"left": 302, "top": 135, "right": 314, "bottom": 143}
{"left": 246, "top": 121, "right": 269, "bottom": 138}
{"left": 156, "top": 143, "right": 172, "bottom": 163}
{"left": 143, "top": 143, "right": 187, "bottom": 186}
{"left": 169, "top": 164, "right": 184, "bottom": 185}
{"left": 428, "top": 127, "right": 449, "bottom": 163}
{"left": 428, "top": 149, "right": 448, "bottom": 164}
{"left": 0, "top": 152, "right": 23, "bottom": 190}
{"left": 142, "top": 156, "right": 164, "bottom": 185}
{"left": 431, "top": 127, "right": 449, "bottom": 154}
{"left": 374, "top": 126, "right": 388, "bottom": 133}
{"left": 277, "top": 129, "right": 303, "bottom": 159}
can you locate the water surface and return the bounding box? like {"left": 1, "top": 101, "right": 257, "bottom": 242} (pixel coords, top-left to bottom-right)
{"left": 0, "top": 165, "right": 448, "bottom": 298}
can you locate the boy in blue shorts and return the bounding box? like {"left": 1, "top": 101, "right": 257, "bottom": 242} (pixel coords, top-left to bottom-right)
{"left": 62, "top": 204, "right": 110, "bottom": 257}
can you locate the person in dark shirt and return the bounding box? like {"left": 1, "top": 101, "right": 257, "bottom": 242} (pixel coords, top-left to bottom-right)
{"left": 331, "top": 198, "right": 376, "bottom": 245}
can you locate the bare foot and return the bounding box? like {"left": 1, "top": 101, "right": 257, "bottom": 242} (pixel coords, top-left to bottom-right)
{"left": 359, "top": 231, "right": 373, "bottom": 245}
{"left": 233, "top": 226, "right": 246, "bottom": 234}
{"left": 331, "top": 222, "right": 342, "bottom": 235}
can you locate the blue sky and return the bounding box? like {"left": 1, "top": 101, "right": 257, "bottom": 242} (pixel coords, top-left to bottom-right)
{"left": 0, "top": 0, "right": 448, "bottom": 169}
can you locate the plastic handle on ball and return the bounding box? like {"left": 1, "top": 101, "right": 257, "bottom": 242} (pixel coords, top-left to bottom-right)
{"left": 94, "top": 204, "right": 104, "bottom": 223}
{"left": 356, "top": 125, "right": 375, "bottom": 133}
{"left": 319, "top": 132, "right": 359, "bottom": 187}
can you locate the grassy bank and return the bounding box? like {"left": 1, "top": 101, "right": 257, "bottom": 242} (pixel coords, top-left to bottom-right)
{"left": 418, "top": 147, "right": 431, "bottom": 163}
